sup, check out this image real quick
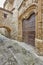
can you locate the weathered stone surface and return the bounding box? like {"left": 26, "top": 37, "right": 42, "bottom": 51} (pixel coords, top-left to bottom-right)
{"left": 0, "top": 34, "right": 43, "bottom": 65}
{"left": 0, "top": 28, "right": 10, "bottom": 38}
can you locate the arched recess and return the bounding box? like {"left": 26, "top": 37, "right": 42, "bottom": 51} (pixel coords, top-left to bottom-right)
{"left": 18, "top": 4, "right": 38, "bottom": 46}
{"left": 0, "top": 26, "right": 11, "bottom": 38}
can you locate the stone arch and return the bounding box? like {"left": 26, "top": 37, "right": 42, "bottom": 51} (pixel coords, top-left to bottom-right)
{"left": 0, "top": 26, "right": 11, "bottom": 38}
{"left": 18, "top": 4, "right": 38, "bottom": 45}
{"left": 19, "top": 4, "right": 38, "bottom": 19}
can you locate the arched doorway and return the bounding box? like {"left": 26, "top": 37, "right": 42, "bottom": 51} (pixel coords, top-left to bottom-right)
{"left": 22, "top": 13, "right": 35, "bottom": 46}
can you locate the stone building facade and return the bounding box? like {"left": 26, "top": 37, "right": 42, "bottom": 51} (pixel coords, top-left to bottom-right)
{"left": 0, "top": 0, "right": 43, "bottom": 55}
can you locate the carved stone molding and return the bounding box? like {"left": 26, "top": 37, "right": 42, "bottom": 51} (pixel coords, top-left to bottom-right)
{"left": 18, "top": 4, "right": 38, "bottom": 42}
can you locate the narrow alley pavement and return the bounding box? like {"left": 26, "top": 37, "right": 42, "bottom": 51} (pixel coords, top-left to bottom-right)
{"left": 0, "top": 34, "right": 43, "bottom": 65}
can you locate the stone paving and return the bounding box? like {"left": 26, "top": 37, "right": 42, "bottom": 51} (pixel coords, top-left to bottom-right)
{"left": 0, "top": 34, "right": 43, "bottom": 65}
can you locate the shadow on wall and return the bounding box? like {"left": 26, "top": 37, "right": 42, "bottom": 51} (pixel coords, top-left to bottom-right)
{"left": 0, "top": 26, "right": 11, "bottom": 38}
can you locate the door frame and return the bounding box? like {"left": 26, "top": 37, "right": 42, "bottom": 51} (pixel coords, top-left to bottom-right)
{"left": 18, "top": 4, "right": 38, "bottom": 46}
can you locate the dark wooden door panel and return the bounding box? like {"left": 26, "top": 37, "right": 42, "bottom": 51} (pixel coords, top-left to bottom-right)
{"left": 22, "top": 13, "right": 35, "bottom": 46}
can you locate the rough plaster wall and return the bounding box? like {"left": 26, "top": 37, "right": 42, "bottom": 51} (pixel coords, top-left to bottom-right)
{"left": 5, "top": 2, "right": 13, "bottom": 11}
{"left": 0, "top": 28, "right": 6, "bottom": 35}
{"left": 0, "top": 9, "right": 19, "bottom": 40}
{"left": 0, "top": 11, "right": 11, "bottom": 38}
{"left": 4, "top": 0, "right": 23, "bottom": 10}
{"left": 13, "top": 0, "right": 23, "bottom": 9}
{"left": 10, "top": 9, "right": 19, "bottom": 39}
{"left": 0, "top": 10, "right": 12, "bottom": 27}
{"left": 0, "top": 28, "right": 10, "bottom": 38}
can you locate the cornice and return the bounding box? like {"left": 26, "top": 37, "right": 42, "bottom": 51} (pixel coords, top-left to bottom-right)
{"left": 0, "top": 7, "right": 13, "bottom": 14}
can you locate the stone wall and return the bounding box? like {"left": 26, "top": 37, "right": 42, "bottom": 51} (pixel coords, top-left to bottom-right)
{"left": 35, "top": 0, "right": 43, "bottom": 55}
{"left": 0, "top": 28, "right": 10, "bottom": 38}
{"left": 0, "top": 8, "right": 18, "bottom": 40}
{"left": 4, "top": 0, "right": 14, "bottom": 11}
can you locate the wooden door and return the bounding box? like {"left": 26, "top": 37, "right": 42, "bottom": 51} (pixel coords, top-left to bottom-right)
{"left": 22, "top": 13, "right": 35, "bottom": 46}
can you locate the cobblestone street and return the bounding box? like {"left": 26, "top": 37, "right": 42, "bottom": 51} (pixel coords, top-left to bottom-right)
{"left": 0, "top": 34, "right": 43, "bottom": 65}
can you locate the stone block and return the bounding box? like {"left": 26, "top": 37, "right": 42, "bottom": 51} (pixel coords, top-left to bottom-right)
{"left": 35, "top": 38, "right": 43, "bottom": 55}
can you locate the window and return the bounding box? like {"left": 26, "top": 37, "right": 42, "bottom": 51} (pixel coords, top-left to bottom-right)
{"left": 4, "top": 13, "right": 7, "bottom": 18}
